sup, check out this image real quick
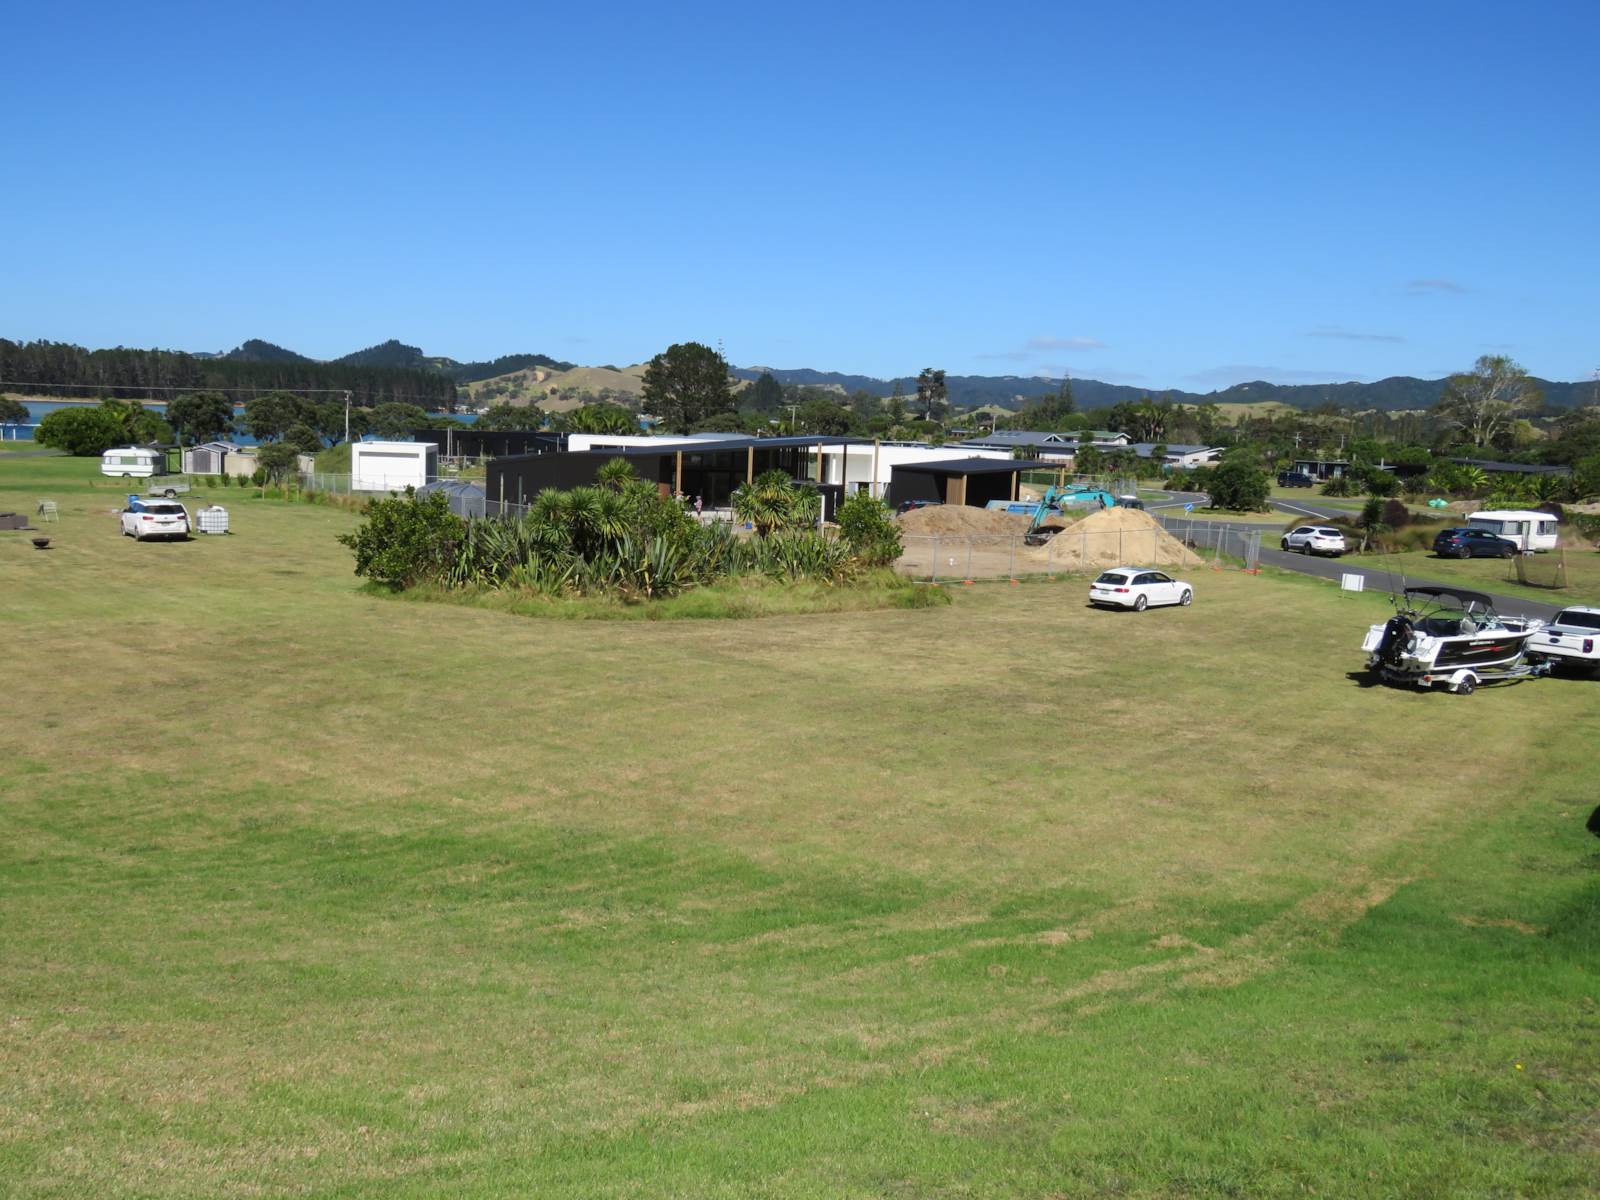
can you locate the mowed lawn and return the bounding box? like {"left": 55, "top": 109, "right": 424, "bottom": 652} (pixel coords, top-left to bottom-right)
{"left": 1344, "top": 547, "right": 1600, "bottom": 609}
{"left": 2, "top": 454, "right": 1598, "bottom": 1198}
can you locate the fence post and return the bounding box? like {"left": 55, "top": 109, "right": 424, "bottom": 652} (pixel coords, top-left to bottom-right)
{"left": 932, "top": 535, "right": 940, "bottom": 584}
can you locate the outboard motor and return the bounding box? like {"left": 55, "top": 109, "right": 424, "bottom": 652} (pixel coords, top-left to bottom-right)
{"left": 1376, "top": 613, "right": 1413, "bottom": 667}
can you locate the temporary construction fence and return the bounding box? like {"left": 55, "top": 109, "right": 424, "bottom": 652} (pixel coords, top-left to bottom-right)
{"left": 1152, "top": 516, "right": 1265, "bottom": 573}
{"left": 1509, "top": 549, "right": 1568, "bottom": 590}
{"left": 896, "top": 521, "right": 1261, "bottom": 582}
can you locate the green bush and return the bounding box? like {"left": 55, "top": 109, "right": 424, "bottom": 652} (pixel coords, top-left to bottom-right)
{"left": 339, "top": 489, "right": 466, "bottom": 588}
{"left": 835, "top": 492, "right": 902, "bottom": 567}
{"left": 1206, "top": 460, "right": 1270, "bottom": 511}
{"left": 34, "top": 407, "right": 126, "bottom": 456}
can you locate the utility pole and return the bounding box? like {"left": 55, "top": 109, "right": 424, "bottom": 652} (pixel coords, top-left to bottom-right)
{"left": 343, "top": 390, "right": 352, "bottom": 444}
{"left": 785, "top": 404, "right": 799, "bottom": 434}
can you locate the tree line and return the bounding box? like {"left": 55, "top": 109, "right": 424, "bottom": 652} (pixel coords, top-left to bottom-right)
{"left": 0, "top": 339, "right": 457, "bottom": 408}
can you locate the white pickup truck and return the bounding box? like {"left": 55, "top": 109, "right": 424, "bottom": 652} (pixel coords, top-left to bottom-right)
{"left": 1529, "top": 606, "right": 1600, "bottom": 675}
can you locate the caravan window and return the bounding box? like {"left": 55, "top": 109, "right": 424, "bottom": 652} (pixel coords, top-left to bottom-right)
{"left": 1539, "top": 520, "right": 1558, "bottom": 536}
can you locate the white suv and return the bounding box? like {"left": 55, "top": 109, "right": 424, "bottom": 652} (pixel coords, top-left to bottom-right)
{"left": 1281, "top": 525, "right": 1346, "bottom": 557}
{"left": 120, "top": 501, "right": 191, "bottom": 541}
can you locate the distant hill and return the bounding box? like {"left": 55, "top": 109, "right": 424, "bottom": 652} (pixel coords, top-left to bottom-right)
{"left": 335, "top": 338, "right": 573, "bottom": 383}
{"left": 223, "top": 339, "right": 312, "bottom": 364}
{"left": 462, "top": 363, "right": 646, "bottom": 412}
{"left": 732, "top": 366, "right": 1593, "bottom": 413}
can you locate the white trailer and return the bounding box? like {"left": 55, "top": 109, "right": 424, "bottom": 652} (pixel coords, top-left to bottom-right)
{"left": 1467, "top": 510, "right": 1559, "bottom": 552}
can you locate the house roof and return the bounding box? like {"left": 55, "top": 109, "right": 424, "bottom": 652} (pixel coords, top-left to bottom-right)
{"left": 492, "top": 435, "right": 866, "bottom": 465}
{"left": 962, "top": 429, "right": 1124, "bottom": 446}
{"left": 892, "top": 457, "right": 1049, "bottom": 475}
{"left": 1128, "top": 442, "right": 1219, "bottom": 457}
{"left": 1450, "top": 457, "right": 1571, "bottom": 476}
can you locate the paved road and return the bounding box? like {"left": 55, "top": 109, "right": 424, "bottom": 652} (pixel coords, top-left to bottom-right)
{"left": 1142, "top": 492, "right": 1565, "bottom": 622}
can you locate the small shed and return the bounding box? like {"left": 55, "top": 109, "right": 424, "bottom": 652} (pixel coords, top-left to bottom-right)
{"left": 887, "top": 458, "right": 1048, "bottom": 509}
{"left": 183, "top": 441, "right": 244, "bottom": 475}
{"left": 351, "top": 440, "right": 438, "bottom": 492}
{"left": 417, "top": 479, "right": 487, "bottom": 518}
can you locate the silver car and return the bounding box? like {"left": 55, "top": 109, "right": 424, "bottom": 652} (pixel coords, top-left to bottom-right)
{"left": 1280, "top": 525, "right": 1347, "bottom": 556}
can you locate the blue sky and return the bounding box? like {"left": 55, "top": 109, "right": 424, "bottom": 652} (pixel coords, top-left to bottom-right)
{"left": 4, "top": 0, "right": 1595, "bottom": 390}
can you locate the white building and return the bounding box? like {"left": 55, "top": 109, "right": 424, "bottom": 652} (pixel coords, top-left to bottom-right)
{"left": 351, "top": 440, "right": 438, "bottom": 492}
{"left": 818, "top": 442, "right": 1012, "bottom": 499}
{"left": 564, "top": 432, "right": 731, "bottom": 454}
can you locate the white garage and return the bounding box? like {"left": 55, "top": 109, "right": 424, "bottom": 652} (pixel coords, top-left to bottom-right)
{"left": 351, "top": 441, "right": 438, "bottom": 492}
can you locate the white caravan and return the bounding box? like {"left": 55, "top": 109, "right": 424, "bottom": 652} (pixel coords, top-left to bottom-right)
{"left": 100, "top": 446, "right": 166, "bottom": 478}
{"left": 1466, "top": 510, "right": 1559, "bottom": 553}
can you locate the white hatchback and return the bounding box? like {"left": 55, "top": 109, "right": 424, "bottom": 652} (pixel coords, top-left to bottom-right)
{"left": 1089, "top": 567, "right": 1193, "bottom": 611}
{"left": 1281, "top": 525, "right": 1347, "bottom": 556}
{"left": 120, "top": 501, "right": 191, "bottom": 541}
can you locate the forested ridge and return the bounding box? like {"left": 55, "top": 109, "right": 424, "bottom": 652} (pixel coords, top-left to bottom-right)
{"left": 0, "top": 339, "right": 457, "bottom": 407}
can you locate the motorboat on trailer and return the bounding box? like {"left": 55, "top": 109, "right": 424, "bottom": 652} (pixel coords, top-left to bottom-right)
{"left": 1361, "top": 585, "right": 1548, "bottom": 694}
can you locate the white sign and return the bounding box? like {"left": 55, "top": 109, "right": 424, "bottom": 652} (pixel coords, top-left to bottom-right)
{"left": 1340, "top": 573, "right": 1365, "bottom": 593}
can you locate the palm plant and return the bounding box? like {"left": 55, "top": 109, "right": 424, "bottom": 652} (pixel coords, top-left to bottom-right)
{"left": 731, "top": 470, "right": 814, "bottom": 537}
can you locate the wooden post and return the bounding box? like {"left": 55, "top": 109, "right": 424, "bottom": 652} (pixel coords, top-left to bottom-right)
{"left": 746, "top": 445, "right": 754, "bottom": 484}
{"left": 674, "top": 450, "right": 683, "bottom": 496}
{"left": 1011, "top": 470, "right": 1019, "bottom": 502}
{"left": 871, "top": 438, "right": 881, "bottom": 499}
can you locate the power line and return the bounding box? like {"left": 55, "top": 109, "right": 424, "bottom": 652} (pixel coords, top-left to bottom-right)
{"left": 0, "top": 379, "right": 452, "bottom": 404}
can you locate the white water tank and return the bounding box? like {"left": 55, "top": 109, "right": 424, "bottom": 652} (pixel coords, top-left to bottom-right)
{"left": 197, "top": 505, "right": 230, "bottom": 535}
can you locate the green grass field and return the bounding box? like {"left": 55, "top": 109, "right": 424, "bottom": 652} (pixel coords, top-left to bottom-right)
{"left": 3, "top": 453, "right": 1598, "bottom": 1197}
{"left": 1343, "top": 547, "right": 1600, "bottom": 608}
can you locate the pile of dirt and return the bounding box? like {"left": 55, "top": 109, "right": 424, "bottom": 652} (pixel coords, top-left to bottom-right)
{"left": 898, "top": 505, "right": 1031, "bottom": 536}
{"left": 1020, "top": 505, "right": 1203, "bottom": 569}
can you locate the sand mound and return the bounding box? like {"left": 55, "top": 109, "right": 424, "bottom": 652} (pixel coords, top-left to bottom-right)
{"left": 1023, "top": 505, "right": 1202, "bottom": 569}
{"left": 895, "top": 502, "right": 1203, "bottom": 572}
{"left": 898, "top": 505, "right": 1031, "bottom": 535}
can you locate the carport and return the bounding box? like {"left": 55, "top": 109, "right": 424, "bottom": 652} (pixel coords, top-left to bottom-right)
{"left": 886, "top": 458, "right": 1048, "bottom": 509}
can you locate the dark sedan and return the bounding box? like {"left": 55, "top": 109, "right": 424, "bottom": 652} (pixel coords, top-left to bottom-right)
{"left": 1432, "top": 527, "right": 1519, "bottom": 559}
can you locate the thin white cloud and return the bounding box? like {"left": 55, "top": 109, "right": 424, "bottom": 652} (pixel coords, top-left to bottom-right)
{"left": 1306, "top": 326, "right": 1405, "bottom": 344}
{"left": 1186, "top": 364, "right": 1365, "bottom": 387}
{"left": 977, "top": 335, "right": 1106, "bottom": 362}
{"left": 1405, "top": 278, "right": 1467, "bottom": 295}
{"left": 1025, "top": 335, "right": 1106, "bottom": 351}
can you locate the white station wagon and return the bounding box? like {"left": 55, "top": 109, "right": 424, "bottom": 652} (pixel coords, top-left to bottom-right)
{"left": 1089, "top": 567, "right": 1193, "bottom": 611}
{"left": 120, "top": 500, "right": 191, "bottom": 541}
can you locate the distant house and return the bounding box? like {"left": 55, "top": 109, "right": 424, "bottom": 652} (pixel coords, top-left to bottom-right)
{"left": 959, "top": 429, "right": 1131, "bottom": 462}
{"left": 1129, "top": 443, "right": 1224, "bottom": 469}
{"left": 1292, "top": 458, "right": 1351, "bottom": 481}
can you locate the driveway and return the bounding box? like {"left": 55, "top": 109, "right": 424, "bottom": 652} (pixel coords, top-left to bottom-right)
{"left": 1143, "top": 496, "right": 1564, "bottom": 622}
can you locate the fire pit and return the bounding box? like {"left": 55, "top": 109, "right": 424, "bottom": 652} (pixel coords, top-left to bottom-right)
{"left": 31, "top": 536, "right": 50, "bottom": 550}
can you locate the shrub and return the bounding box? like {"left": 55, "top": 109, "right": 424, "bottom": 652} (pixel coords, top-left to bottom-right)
{"left": 339, "top": 489, "right": 466, "bottom": 588}
{"left": 34, "top": 407, "right": 125, "bottom": 456}
{"left": 204, "top": 475, "right": 217, "bottom": 489}
{"left": 1382, "top": 499, "right": 1411, "bottom": 528}
{"left": 1360, "top": 467, "right": 1399, "bottom": 498}
{"left": 1206, "top": 460, "right": 1269, "bottom": 511}
{"left": 835, "top": 492, "right": 902, "bottom": 567}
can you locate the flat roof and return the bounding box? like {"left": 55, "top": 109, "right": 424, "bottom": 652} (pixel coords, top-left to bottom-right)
{"left": 892, "top": 457, "right": 1049, "bottom": 475}
{"left": 492, "top": 435, "right": 867, "bottom": 465}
